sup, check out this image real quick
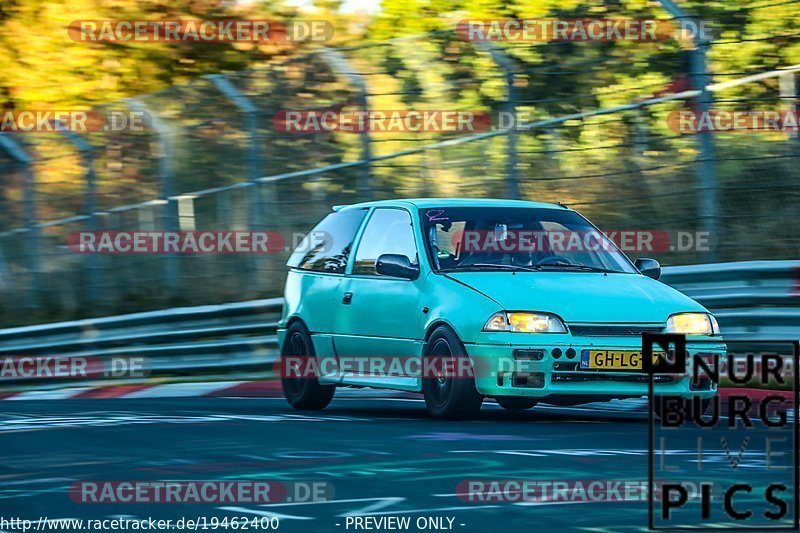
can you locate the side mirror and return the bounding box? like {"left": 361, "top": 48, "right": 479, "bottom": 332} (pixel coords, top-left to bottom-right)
{"left": 634, "top": 258, "right": 661, "bottom": 280}
{"left": 376, "top": 254, "right": 419, "bottom": 280}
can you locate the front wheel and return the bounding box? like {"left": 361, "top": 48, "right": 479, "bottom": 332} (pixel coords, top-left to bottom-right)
{"left": 280, "top": 321, "right": 335, "bottom": 410}
{"left": 422, "top": 326, "right": 483, "bottom": 419}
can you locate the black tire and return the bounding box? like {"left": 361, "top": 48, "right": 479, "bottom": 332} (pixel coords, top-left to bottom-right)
{"left": 653, "top": 396, "right": 712, "bottom": 420}
{"left": 495, "top": 397, "right": 537, "bottom": 411}
{"left": 280, "top": 321, "right": 335, "bottom": 410}
{"left": 422, "top": 326, "right": 483, "bottom": 419}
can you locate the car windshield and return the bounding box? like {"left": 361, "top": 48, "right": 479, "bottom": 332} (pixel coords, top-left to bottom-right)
{"left": 420, "top": 206, "right": 637, "bottom": 274}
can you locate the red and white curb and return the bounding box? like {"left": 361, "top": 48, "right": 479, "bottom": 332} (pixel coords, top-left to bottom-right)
{"left": 0, "top": 380, "right": 414, "bottom": 401}
{"left": 0, "top": 381, "right": 278, "bottom": 401}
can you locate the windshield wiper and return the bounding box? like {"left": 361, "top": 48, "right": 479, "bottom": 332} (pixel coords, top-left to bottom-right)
{"left": 441, "top": 263, "right": 542, "bottom": 273}
{"left": 537, "top": 263, "right": 617, "bottom": 273}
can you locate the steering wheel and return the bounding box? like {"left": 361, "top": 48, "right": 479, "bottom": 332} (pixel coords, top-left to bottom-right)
{"left": 533, "top": 255, "right": 575, "bottom": 266}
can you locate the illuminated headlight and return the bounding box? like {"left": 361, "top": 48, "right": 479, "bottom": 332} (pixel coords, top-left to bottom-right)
{"left": 483, "top": 312, "right": 567, "bottom": 333}
{"left": 665, "top": 313, "right": 720, "bottom": 336}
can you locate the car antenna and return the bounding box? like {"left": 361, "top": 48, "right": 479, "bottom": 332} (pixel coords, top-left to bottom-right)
{"left": 557, "top": 202, "right": 568, "bottom": 209}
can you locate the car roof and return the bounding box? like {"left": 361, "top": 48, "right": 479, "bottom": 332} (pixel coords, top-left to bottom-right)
{"left": 334, "top": 198, "right": 568, "bottom": 211}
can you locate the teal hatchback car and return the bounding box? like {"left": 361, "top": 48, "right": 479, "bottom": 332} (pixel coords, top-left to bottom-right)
{"left": 278, "top": 199, "right": 724, "bottom": 419}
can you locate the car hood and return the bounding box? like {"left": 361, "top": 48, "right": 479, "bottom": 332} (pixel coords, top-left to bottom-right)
{"left": 444, "top": 271, "right": 706, "bottom": 323}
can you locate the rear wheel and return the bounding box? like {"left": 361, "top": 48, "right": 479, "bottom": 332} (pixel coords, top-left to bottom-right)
{"left": 422, "top": 326, "right": 483, "bottom": 419}
{"left": 495, "top": 397, "right": 537, "bottom": 411}
{"left": 280, "top": 321, "right": 335, "bottom": 410}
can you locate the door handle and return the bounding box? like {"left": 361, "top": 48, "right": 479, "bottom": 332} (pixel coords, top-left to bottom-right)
{"left": 342, "top": 292, "right": 353, "bottom": 305}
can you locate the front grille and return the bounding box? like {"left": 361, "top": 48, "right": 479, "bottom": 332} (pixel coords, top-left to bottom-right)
{"left": 568, "top": 325, "right": 663, "bottom": 337}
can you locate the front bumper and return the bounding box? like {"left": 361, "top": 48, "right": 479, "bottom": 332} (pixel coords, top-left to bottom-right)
{"left": 465, "top": 332, "right": 725, "bottom": 401}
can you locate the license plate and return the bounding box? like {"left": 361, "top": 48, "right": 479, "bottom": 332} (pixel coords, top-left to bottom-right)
{"left": 580, "top": 350, "right": 664, "bottom": 371}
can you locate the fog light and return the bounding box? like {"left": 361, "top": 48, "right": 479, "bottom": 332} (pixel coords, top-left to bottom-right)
{"left": 511, "top": 372, "right": 545, "bottom": 388}
{"left": 514, "top": 349, "right": 544, "bottom": 361}
{"left": 566, "top": 348, "right": 576, "bottom": 359}
{"left": 552, "top": 348, "right": 562, "bottom": 359}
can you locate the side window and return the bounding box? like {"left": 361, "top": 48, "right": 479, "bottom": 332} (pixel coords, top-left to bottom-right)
{"left": 353, "top": 209, "right": 417, "bottom": 276}
{"left": 287, "top": 209, "right": 367, "bottom": 274}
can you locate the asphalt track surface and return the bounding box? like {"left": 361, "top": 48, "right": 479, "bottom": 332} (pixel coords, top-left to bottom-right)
{"left": 1, "top": 393, "right": 796, "bottom": 532}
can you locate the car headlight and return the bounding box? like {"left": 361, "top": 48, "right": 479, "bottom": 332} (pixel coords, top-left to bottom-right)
{"left": 482, "top": 312, "right": 567, "bottom": 333}
{"left": 665, "top": 313, "right": 720, "bottom": 335}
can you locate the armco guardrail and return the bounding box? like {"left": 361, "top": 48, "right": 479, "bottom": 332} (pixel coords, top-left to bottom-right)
{"left": 0, "top": 261, "right": 797, "bottom": 386}
{"left": 660, "top": 260, "right": 800, "bottom": 340}
{"left": 0, "top": 298, "right": 283, "bottom": 384}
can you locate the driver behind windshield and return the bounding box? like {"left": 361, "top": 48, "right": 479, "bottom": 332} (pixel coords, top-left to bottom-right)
{"left": 421, "top": 207, "right": 636, "bottom": 274}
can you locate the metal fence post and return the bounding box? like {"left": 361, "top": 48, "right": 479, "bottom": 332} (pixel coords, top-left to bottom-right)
{"left": 319, "top": 49, "right": 373, "bottom": 199}
{"left": 125, "top": 99, "right": 179, "bottom": 296}
{"left": 692, "top": 46, "right": 719, "bottom": 262}
{"left": 59, "top": 130, "right": 101, "bottom": 309}
{"left": 545, "top": 127, "right": 562, "bottom": 174}
{"left": 207, "top": 74, "right": 263, "bottom": 288}
{"left": 207, "top": 74, "right": 262, "bottom": 228}
{"left": 0, "top": 134, "right": 39, "bottom": 310}
{"left": 659, "top": 0, "right": 718, "bottom": 262}
{"left": 630, "top": 111, "right": 660, "bottom": 209}
{"left": 478, "top": 42, "right": 520, "bottom": 199}
{"left": 780, "top": 71, "right": 798, "bottom": 142}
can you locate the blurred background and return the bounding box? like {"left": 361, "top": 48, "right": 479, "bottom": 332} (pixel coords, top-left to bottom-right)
{"left": 0, "top": 0, "right": 799, "bottom": 327}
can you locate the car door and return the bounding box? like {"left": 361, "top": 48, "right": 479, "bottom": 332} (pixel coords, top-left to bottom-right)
{"left": 333, "top": 207, "right": 424, "bottom": 390}
{"left": 285, "top": 207, "right": 368, "bottom": 383}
